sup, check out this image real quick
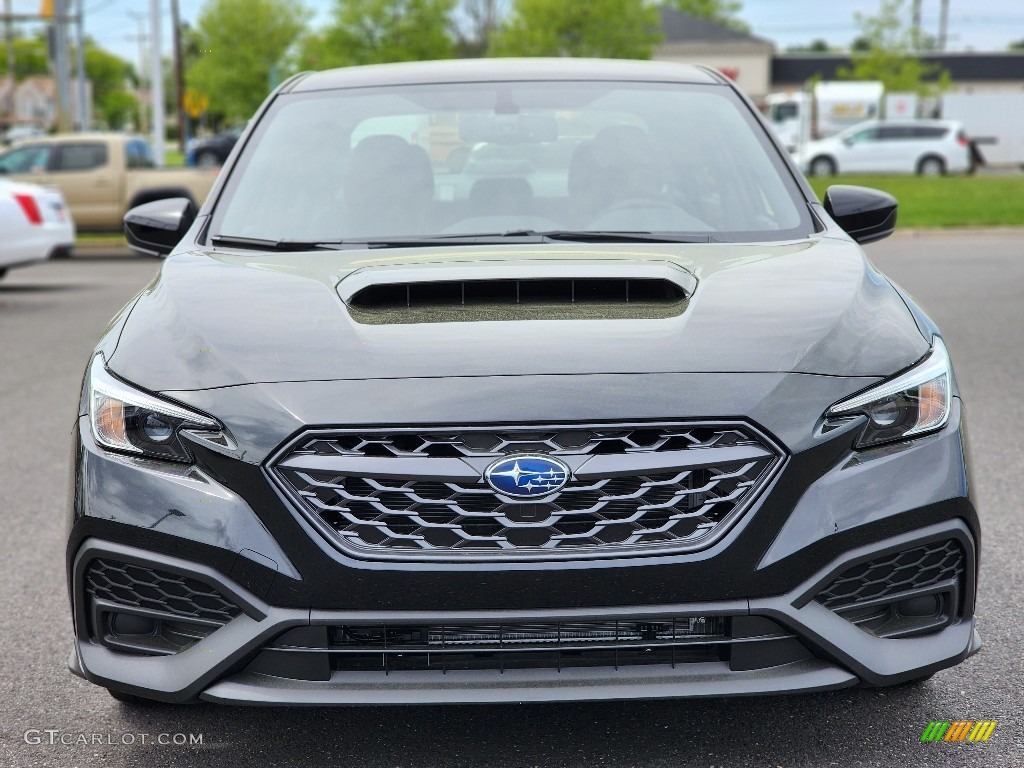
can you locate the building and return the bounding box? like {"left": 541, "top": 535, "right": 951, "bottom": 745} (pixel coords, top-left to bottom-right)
{"left": 653, "top": 8, "right": 1024, "bottom": 105}
{"left": 654, "top": 7, "right": 775, "bottom": 101}
{"left": 772, "top": 53, "right": 1024, "bottom": 96}
{"left": 0, "top": 76, "right": 93, "bottom": 132}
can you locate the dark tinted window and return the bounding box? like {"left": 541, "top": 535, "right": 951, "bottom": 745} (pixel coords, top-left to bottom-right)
{"left": 909, "top": 126, "right": 948, "bottom": 139}
{"left": 56, "top": 143, "right": 107, "bottom": 171}
{"left": 877, "top": 125, "right": 911, "bottom": 140}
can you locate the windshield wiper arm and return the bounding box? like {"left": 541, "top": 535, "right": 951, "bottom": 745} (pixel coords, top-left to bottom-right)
{"left": 209, "top": 230, "right": 712, "bottom": 252}
{"left": 209, "top": 233, "right": 553, "bottom": 251}
{"left": 534, "top": 230, "right": 713, "bottom": 244}
{"left": 209, "top": 234, "right": 373, "bottom": 251}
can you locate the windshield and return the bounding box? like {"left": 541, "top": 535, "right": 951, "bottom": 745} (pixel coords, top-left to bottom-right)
{"left": 212, "top": 80, "right": 812, "bottom": 245}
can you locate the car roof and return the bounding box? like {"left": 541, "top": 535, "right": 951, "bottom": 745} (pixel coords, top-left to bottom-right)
{"left": 287, "top": 58, "right": 724, "bottom": 93}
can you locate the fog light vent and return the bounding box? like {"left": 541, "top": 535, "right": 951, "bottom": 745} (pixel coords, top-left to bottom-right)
{"left": 815, "top": 540, "right": 965, "bottom": 610}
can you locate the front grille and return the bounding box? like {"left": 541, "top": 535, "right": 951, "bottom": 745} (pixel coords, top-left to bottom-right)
{"left": 84, "top": 559, "right": 242, "bottom": 623}
{"left": 248, "top": 615, "right": 812, "bottom": 680}
{"left": 291, "top": 425, "right": 760, "bottom": 459}
{"left": 267, "top": 616, "right": 730, "bottom": 674}
{"left": 815, "top": 540, "right": 966, "bottom": 611}
{"left": 269, "top": 422, "right": 783, "bottom": 560}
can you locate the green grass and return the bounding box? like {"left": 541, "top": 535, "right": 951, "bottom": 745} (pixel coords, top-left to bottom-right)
{"left": 75, "top": 232, "right": 126, "bottom": 246}
{"left": 807, "top": 175, "right": 1024, "bottom": 228}
{"left": 164, "top": 148, "right": 185, "bottom": 167}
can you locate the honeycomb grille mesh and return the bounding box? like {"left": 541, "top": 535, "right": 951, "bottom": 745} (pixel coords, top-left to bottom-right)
{"left": 84, "top": 559, "right": 241, "bottom": 623}
{"left": 815, "top": 540, "right": 966, "bottom": 610}
{"left": 271, "top": 423, "right": 782, "bottom": 559}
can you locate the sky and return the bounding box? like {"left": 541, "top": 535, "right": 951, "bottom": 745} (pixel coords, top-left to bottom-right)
{"left": 7, "top": 0, "right": 1024, "bottom": 70}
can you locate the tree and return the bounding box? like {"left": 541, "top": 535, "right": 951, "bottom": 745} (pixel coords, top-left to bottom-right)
{"left": 299, "top": 0, "right": 456, "bottom": 71}
{"left": 0, "top": 33, "right": 138, "bottom": 129}
{"left": 786, "top": 39, "right": 832, "bottom": 54}
{"left": 188, "top": 0, "right": 311, "bottom": 122}
{"left": 838, "top": 0, "right": 950, "bottom": 97}
{"left": 452, "top": 0, "right": 507, "bottom": 57}
{"left": 1010, "top": 39, "right": 1024, "bottom": 51}
{"left": 665, "top": 0, "right": 749, "bottom": 33}
{"left": 0, "top": 35, "right": 51, "bottom": 79}
{"left": 490, "top": 0, "right": 661, "bottom": 59}
{"left": 83, "top": 43, "right": 139, "bottom": 129}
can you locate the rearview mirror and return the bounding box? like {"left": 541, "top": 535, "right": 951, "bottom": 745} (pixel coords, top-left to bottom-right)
{"left": 123, "top": 197, "right": 196, "bottom": 257}
{"left": 823, "top": 185, "right": 897, "bottom": 244}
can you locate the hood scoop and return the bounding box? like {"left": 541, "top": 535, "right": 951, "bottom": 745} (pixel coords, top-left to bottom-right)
{"left": 339, "top": 261, "right": 696, "bottom": 325}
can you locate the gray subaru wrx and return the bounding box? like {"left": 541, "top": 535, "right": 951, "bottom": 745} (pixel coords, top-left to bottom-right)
{"left": 67, "top": 59, "right": 980, "bottom": 705}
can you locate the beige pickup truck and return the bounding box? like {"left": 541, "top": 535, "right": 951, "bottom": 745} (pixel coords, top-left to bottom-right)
{"left": 0, "top": 133, "right": 218, "bottom": 230}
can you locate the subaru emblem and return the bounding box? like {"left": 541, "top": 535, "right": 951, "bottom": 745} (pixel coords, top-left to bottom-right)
{"left": 484, "top": 454, "right": 569, "bottom": 498}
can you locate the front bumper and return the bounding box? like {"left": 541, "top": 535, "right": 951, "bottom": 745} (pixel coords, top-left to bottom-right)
{"left": 66, "top": 371, "right": 980, "bottom": 704}
{"left": 69, "top": 518, "right": 980, "bottom": 705}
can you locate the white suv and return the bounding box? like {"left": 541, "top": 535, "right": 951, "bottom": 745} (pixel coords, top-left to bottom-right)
{"left": 800, "top": 119, "right": 972, "bottom": 176}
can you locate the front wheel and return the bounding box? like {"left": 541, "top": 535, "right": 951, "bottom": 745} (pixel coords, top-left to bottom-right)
{"left": 195, "top": 151, "right": 220, "bottom": 168}
{"left": 809, "top": 156, "right": 836, "bottom": 177}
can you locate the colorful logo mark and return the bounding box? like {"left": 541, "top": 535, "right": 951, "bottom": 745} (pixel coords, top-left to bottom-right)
{"left": 920, "top": 721, "right": 997, "bottom": 743}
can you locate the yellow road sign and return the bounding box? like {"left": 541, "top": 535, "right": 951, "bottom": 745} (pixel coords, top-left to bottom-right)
{"left": 183, "top": 89, "right": 210, "bottom": 119}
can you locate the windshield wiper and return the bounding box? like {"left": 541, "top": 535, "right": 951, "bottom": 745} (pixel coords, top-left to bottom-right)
{"left": 209, "top": 234, "right": 372, "bottom": 251}
{"left": 208, "top": 233, "right": 550, "bottom": 251}
{"left": 209, "top": 230, "right": 712, "bottom": 252}
{"left": 531, "top": 230, "right": 713, "bottom": 244}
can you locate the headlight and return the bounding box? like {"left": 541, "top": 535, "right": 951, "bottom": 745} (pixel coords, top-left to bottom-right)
{"left": 89, "top": 356, "right": 219, "bottom": 463}
{"left": 826, "top": 337, "right": 952, "bottom": 449}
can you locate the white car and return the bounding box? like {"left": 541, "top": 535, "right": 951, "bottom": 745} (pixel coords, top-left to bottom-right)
{"left": 0, "top": 178, "right": 75, "bottom": 279}
{"left": 799, "top": 119, "right": 972, "bottom": 176}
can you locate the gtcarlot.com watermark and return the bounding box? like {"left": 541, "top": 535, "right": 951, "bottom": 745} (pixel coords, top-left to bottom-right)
{"left": 24, "top": 729, "right": 203, "bottom": 746}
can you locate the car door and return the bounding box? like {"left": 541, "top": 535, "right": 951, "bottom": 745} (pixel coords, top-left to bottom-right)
{"left": 836, "top": 126, "right": 880, "bottom": 173}
{"left": 48, "top": 142, "right": 118, "bottom": 228}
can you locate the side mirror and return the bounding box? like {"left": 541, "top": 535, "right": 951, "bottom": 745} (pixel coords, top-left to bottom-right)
{"left": 823, "top": 185, "right": 897, "bottom": 244}
{"left": 123, "top": 197, "right": 196, "bottom": 257}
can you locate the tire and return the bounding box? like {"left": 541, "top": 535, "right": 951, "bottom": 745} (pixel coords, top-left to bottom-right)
{"left": 195, "top": 151, "right": 220, "bottom": 168}
{"left": 0, "top": 267, "right": 7, "bottom": 280}
{"left": 917, "top": 156, "right": 945, "bottom": 176}
{"left": 809, "top": 156, "right": 836, "bottom": 177}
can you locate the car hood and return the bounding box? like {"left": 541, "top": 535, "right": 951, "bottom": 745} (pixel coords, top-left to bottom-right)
{"left": 108, "top": 239, "right": 928, "bottom": 391}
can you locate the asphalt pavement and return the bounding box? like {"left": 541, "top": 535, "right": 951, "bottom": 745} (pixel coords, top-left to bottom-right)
{"left": 1, "top": 232, "right": 1022, "bottom": 768}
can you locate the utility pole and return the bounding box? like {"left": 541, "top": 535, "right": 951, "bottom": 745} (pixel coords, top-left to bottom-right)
{"left": 170, "top": 0, "right": 186, "bottom": 153}
{"left": 938, "top": 0, "right": 950, "bottom": 52}
{"left": 74, "top": 0, "right": 86, "bottom": 129}
{"left": 911, "top": 0, "right": 922, "bottom": 51}
{"left": 149, "top": 0, "right": 163, "bottom": 165}
{"left": 127, "top": 11, "right": 147, "bottom": 133}
{"left": 53, "top": 0, "right": 72, "bottom": 132}
{"left": 3, "top": 0, "right": 14, "bottom": 125}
